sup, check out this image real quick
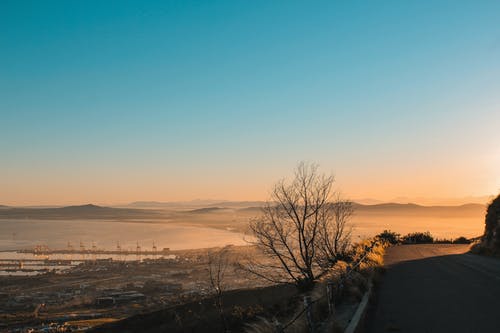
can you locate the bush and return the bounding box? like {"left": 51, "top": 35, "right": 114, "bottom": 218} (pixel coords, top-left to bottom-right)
{"left": 470, "top": 242, "right": 493, "bottom": 255}
{"left": 402, "top": 232, "right": 434, "bottom": 244}
{"left": 470, "top": 193, "right": 500, "bottom": 256}
{"left": 484, "top": 194, "right": 500, "bottom": 249}
{"left": 433, "top": 238, "right": 453, "bottom": 244}
{"left": 375, "top": 230, "right": 400, "bottom": 245}
{"left": 452, "top": 236, "right": 471, "bottom": 244}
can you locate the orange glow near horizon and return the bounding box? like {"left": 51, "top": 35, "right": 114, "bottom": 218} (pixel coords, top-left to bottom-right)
{"left": 2, "top": 1, "right": 500, "bottom": 208}
{"left": 1, "top": 161, "right": 497, "bottom": 206}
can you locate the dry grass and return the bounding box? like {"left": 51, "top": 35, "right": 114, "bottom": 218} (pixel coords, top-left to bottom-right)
{"left": 66, "top": 317, "right": 120, "bottom": 326}
{"left": 244, "top": 317, "right": 277, "bottom": 333}
{"left": 244, "top": 238, "right": 386, "bottom": 333}
{"left": 244, "top": 315, "right": 308, "bottom": 333}
{"left": 470, "top": 241, "right": 495, "bottom": 256}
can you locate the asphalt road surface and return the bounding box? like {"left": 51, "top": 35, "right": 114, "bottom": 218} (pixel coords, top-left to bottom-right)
{"left": 366, "top": 244, "right": 500, "bottom": 333}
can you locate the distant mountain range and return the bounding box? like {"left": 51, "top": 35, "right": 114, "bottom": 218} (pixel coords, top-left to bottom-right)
{"left": 383, "top": 195, "right": 493, "bottom": 206}
{"left": 186, "top": 207, "right": 230, "bottom": 214}
{"left": 0, "top": 204, "right": 163, "bottom": 220}
{"left": 352, "top": 202, "right": 485, "bottom": 217}
{"left": 0, "top": 201, "right": 486, "bottom": 220}
{"left": 124, "top": 200, "right": 266, "bottom": 209}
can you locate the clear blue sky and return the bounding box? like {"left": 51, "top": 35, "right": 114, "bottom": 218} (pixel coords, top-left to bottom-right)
{"left": 1, "top": 0, "right": 499, "bottom": 205}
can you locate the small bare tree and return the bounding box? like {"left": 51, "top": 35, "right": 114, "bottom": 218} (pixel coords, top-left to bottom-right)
{"left": 316, "top": 196, "right": 354, "bottom": 268}
{"left": 248, "top": 162, "right": 354, "bottom": 290}
{"left": 207, "top": 246, "right": 230, "bottom": 332}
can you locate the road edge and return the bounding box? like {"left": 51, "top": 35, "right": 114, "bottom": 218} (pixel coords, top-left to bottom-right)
{"left": 344, "top": 282, "right": 373, "bottom": 333}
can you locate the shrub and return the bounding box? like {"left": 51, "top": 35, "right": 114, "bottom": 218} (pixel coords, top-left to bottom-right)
{"left": 452, "top": 236, "right": 471, "bottom": 244}
{"left": 470, "top": 242, "right": 492, "bottom": 255}
{"left": 433, "top": 238, "right": 453, "bottom": 244}
{"left": 402, "top": 231, "right": 434, "bottom": 244}
{"left": 484, "top": 194, "right": 500, "bottom": 249}
{"left": 375, "top": 230, "right": 400, "bottom": 245}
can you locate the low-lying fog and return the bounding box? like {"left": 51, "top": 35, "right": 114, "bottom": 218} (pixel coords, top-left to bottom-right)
{"left": 0, "top": 203, "right": 486, "bottom": 251}
{"left": 0, "top": 219, "right": 249, "bottom": 251}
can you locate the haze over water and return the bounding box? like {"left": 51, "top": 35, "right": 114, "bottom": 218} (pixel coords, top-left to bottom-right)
{"left": 0, "top": 219, "right": 249, "bottom": 251}
{"left": 0, "top": 1, "right": 497, "bottom": 255}
{"left": 0, "top": 202, "right": 485, "bottom": 252}
{"left": 1, "top": 3, "right": 500, "bottom": 333}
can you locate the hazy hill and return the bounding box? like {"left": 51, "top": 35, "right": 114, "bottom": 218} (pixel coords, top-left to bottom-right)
{"left": 388, "top": 195, "right": 493, "bottom": 206}
{"left": 236, "top": 206, "right": 264, "bottom": 213}
{"left": 125, "top": 200, "right": 265, "bottom": 209}
{"left": 0, "top": 204, "right": 163, "bottom": 220}
{"left": 126, "top": 200, "right": 230, "bottom": 209}
{"left": 231, "top": 202, "right": 485, "bottom": 219}
{"left": 206, "top": 201, "right": 266, "bottom": 208}
{"left": 124, "top": 200, "right": 485, "bottom": 215}
{"left": 0, "top": 201, "right": 485, "bottom": 222}
{"left": 186, "top": 207, "right": 229, "bottom": 214}
{"left": 353, "top": 202, "right": 485, "bottom": 217}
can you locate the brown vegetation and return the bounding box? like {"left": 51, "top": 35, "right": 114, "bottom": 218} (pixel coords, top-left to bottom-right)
{"left": 471, "top": 194, "right": 500, "bottom": 255}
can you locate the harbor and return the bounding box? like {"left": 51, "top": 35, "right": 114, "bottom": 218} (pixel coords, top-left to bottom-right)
{"left": 0, "top": 241, "right": 174, "bottom": 276}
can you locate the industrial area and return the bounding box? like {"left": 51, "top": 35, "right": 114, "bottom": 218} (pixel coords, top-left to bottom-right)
{"left": 0, "top": 244, "right": 258, "bottom": 333}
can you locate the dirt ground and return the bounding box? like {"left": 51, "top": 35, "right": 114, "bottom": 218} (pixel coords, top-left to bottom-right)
{"left": 88, "top": 284, "right": 300, "bottom": 333}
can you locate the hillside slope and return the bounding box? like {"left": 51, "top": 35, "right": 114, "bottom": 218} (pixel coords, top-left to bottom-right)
{"left": 0, "top": 204, "right": 163, "bottom": 220}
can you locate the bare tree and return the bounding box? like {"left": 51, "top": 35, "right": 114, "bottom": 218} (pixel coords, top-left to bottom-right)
{"left": 248, "top": 162, "right": 354, "bottom": 290}
{"left": 316, "top": 196, "right": 354, "bottom": 268}
{"left": 207, "top": 246, "right": 230, "bottom": 332}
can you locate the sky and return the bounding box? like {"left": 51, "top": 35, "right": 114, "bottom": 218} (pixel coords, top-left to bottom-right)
{"left": 1, "top": 0, "right": 500, "bottom": 206}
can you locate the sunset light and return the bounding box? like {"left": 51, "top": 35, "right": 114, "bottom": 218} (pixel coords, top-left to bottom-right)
{"left": 1, "top": 1, "right": 499, "bottom": 332}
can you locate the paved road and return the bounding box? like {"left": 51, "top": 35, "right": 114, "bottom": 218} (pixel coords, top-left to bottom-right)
{"left": 366, "top": 244, "right": 500, "bottom": 333}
